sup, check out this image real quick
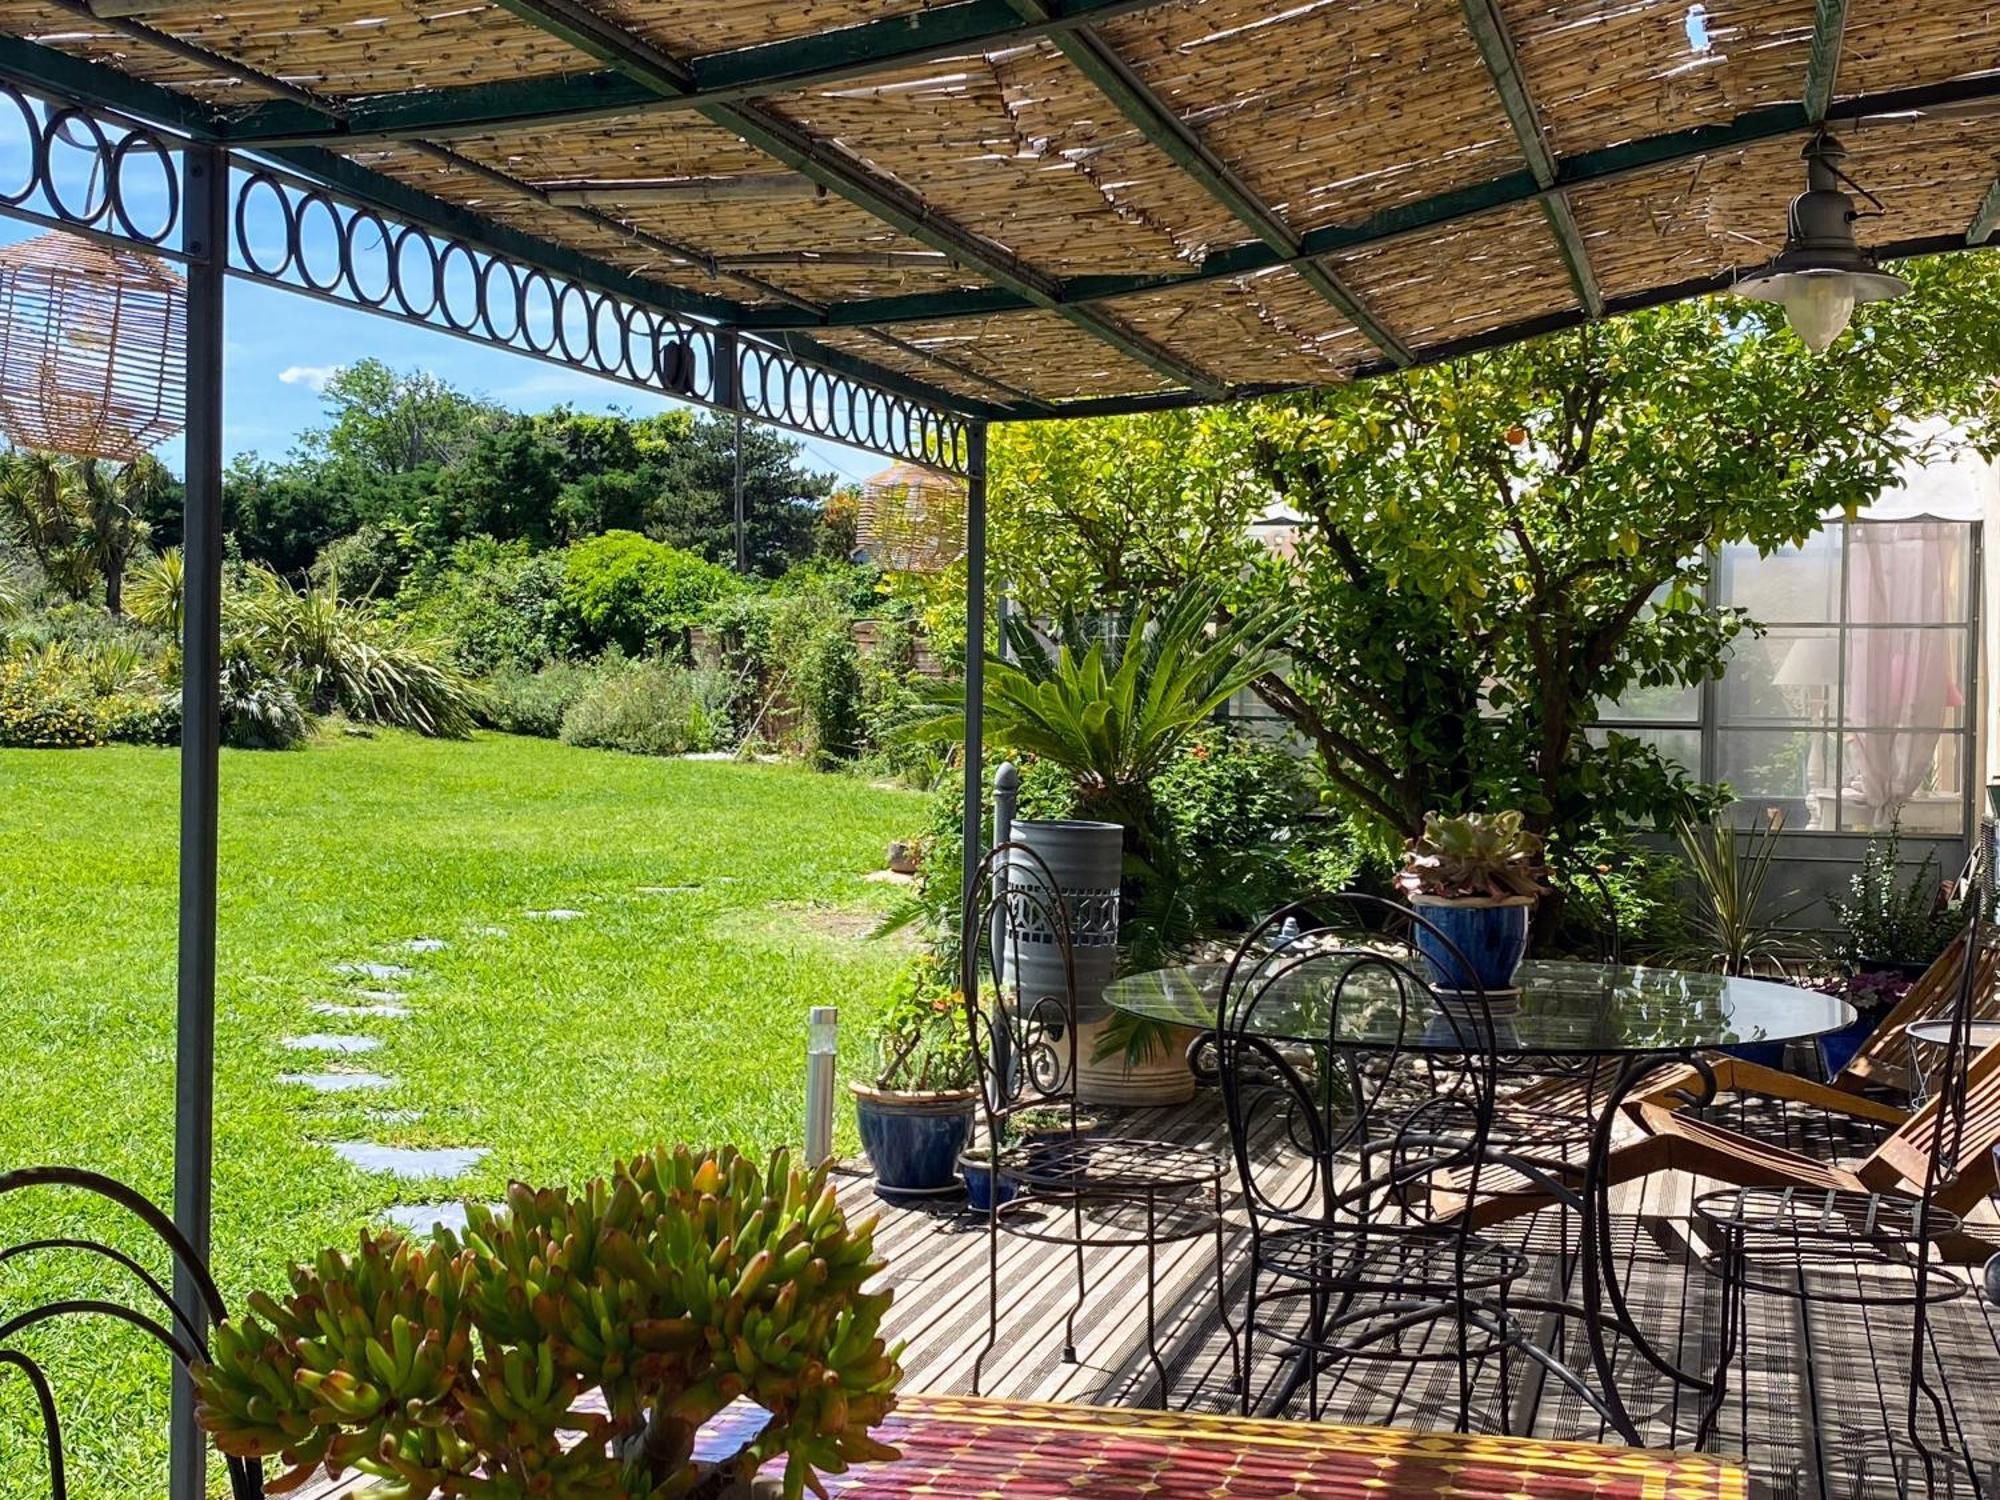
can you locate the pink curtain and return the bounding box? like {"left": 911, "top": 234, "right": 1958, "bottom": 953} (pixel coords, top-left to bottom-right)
{"left": 1845, "top": 524, "right": 1963, "bottom": 827}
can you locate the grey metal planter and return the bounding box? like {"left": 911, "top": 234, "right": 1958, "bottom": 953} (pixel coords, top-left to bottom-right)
{"left": 1004, "top": 819, "right": 1122, "bottom": 1024}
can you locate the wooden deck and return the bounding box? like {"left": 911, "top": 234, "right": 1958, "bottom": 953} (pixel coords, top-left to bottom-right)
{"left": 292, "top": 1088, "right": 2000, "bottom": 1500}
{"left": 849, "top": 1095, "right": 2000, "bottom": 1500}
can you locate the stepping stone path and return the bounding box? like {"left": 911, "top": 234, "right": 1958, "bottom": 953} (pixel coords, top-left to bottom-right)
{"left": 279, "top": 1071, "right": 394, "bottom": 1093}
{"left": 403, "top": 937, "right": 448, "bottom": 953}
{"left": 333, "top": 961, "right": 413, "bottom": 981}
{"left": 525, "top": 907, "right": 586, "bottom": 920}
{"left": 283, "top": 1033, "right": 382, "bottom": 1055}
{"left": 310, "top": 1001, "right": 410, "bottom": 1020}
{"left": 380, "top": 1202, "right": 501, "bottom": 1236}
{"left": 329, "top": 1143, "right": 489, "bottom": 1180}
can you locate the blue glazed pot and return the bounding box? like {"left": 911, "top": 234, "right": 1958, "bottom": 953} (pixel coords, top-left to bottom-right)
{"left": 1411, "top": 898, "right": 1532, "bottom": 992}
{"left": 851, "top": 1085, "right": 975, "bottom": 1198}
{"left": 1815, "top": 1012, "right": 1878, "bottom": 1080}
{"left": 959, "top": 1153, "right": 1020, "bottom": 1212}
{"left": 1718, "top": 1040, "right": 1788, "bottom": 1069}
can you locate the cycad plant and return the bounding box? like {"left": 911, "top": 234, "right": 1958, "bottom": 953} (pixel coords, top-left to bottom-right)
{"left": 1666, "top": 812, "right": 1816, "bottom": 976}
{"left": 126, "top": 545, "right": 185, "bottom": 637}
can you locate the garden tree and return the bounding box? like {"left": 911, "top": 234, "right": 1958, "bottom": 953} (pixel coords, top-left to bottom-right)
{"left": 300, "top": 358, "right": 504, "bottom": 474}
{"left": 645, "top": 413, "right": 836, "bottom": 575}
{"left": 987, "top": 254, "right": 2000, "bottom": 847}
{"left": 0, "top": 449, "right": 168, "bottom": 612}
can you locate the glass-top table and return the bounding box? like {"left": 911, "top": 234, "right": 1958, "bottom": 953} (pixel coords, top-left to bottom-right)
{"left": 1101, "top": 958, "right": 1856, "bottom": 1056}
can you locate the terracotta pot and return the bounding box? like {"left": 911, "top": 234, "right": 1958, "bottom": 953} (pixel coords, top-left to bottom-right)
{"left": 1074, "top": 1015, "right": 1197, "bottom": 1106}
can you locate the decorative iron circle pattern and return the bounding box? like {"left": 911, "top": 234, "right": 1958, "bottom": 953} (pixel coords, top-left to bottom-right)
{"left": 0, "top": 84, "right": 183, "bottom": 251}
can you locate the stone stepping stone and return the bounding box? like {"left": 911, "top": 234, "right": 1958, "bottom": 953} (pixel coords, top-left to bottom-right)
{"left": 524, "top": 908, "right": 586, "bottom": 921}
{"left": 311, "top": 1001, "right": 409, "bottom": 1020}
{"left": 278, "top": 1071, "right": 394, "bottom": 1093}
{"left": 334, "top": 962, "right": 413, "bottom": 981}
{"left": 330, "top": 1142, "right": 488, "bottom": 1180}
{"left": 380, "top": 1201, "right": 503, "bottom": 1236}
{"left": 403, "top": 937, "right": 448, "bottom": 953}
{"left": 283, "top": 1033, "right": 382, "bottom": 1055}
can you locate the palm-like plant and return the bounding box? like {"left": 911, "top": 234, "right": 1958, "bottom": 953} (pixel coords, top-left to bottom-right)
{"left": 126, "top": 546, "right": 184, "bottom": 636}
{"left": 1666, "top": 813, "right": 1817, "bottom": 976}
{"left": 906, "top": 584, "right": 1286, "bottom": 830}
{"left": 0, "top": 451, "right": 93, "bottom": 602}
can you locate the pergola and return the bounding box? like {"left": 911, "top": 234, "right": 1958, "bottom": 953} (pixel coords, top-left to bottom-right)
{"left": 1, "top": 0, "right": 1997, "bottom": 1491}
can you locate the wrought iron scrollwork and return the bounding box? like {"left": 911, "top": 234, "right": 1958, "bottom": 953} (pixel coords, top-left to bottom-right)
{"left": 0, "top": 82, "right": 184, "bottom": 255}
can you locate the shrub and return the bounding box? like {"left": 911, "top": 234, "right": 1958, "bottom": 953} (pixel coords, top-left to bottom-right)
{"left": 218, "top": 640, "right": 312, "bottom": 750}
{"left": 101, "top": 690, "right": 181, "bottom": 746}
{"left": 398, "top": 538, "right": 574, "bottom": 675}
{"left": 562, "top": 531, "right": 738, "bottom": 657}
{"left": 477, "top": 659, "right": 604, "bottom": 738}
{"left": 558, "top": 657, "right": 738, "bottom": 756}
{"left": 1830, "top": 822, "right": 1963, "bottom": 968}
{"left": 768, "top": 590, "right": 861, "bottom": 768}
{"left": 228, "top": 567, "right": 475, "bottom": 738}
{"left": 0, "top": 654, "right": 106, "bottom": 746}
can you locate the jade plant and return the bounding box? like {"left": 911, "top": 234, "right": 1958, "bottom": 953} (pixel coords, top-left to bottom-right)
{"left": 193, "top": 1146, "right": 902, "bottom": 1500}
{"left": 1396, "top": 810, "right": 1549, "bottom": 902}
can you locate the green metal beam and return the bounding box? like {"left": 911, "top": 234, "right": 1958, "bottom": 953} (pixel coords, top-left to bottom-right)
{"left": 1456, "top": 0, "right": 1604, "bottom": 318}
{"left": 1000, "top": 0, "right": 1411, "bottom": 364}
{"left": 221, "top": 0, "right": 1183, "bottom": 147}
{"left": 1805, "top": 0, "right": 1849, "bottom": 122}
{"left": 1966, "top": 180, "right": 2000, "bottom": 244}
{"left": 488, "top": 0, "right": 1227, "bottom": 396}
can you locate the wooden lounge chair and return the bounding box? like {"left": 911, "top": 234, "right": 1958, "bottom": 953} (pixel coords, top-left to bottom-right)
{"left": 1453, "top": 1039, "right": 2000, "bottom": 1260}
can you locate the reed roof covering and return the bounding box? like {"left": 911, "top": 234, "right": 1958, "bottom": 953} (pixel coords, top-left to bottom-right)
{"left": 5, "top": 0, "right": 2000, "bottom": 419}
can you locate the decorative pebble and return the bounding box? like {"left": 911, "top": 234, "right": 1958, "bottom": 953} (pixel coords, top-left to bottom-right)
{"left": 283, "top": 1033, "right": 382, "bottom": 1055}
{"left": 310, "top": 1001, "right": 410, "bottom": 1020}
{"left": 278, "top": 1071, "right": 394, "bottom": 1093}
{"left": 330, "top": 1143, "right": 489, "bottom": 1180}
{"left": 403, "top": 937, "right": 448, "bottom": 953}
{"left": 334, "top": 962, "right": 413, "bottom": 981}
{"left": 524, "top": 908, "right": 586, "bottom": 920}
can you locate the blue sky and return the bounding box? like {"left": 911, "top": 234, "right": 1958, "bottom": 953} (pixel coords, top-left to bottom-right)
{"left": 0, "top": 210, "right": 896, "bottom": 490}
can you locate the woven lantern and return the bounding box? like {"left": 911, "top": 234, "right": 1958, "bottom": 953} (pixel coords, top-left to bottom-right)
{"left": 0, "top": 232, "right": 186, "bottom": 460}
{"left": 855, "top": 460, "right": 967, "bottom": 574}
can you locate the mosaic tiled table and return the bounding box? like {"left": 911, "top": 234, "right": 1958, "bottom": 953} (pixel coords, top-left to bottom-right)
{"left": 695, "top": 1393, "right": 1747, "bottom": 1497}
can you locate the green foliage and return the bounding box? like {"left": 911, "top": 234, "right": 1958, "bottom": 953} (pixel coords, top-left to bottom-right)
{"left": 0, "top": 637, "right": 174, "bottom": 748}
{"left": 1545, "top": 834, "right": 1690, "bottom": 958}
{"left": 1397, "top": 810, "right": 1549, "bottom": 901}
{"left": 301, "top": 359, "right": 505, "bottom": 475}
{"left": 228, "top": 567, "right": 474, "bottom": 738}
{"left": 1665, "top": 816, "right": 1817, "bottom": 977}
{"left": 767, "top": 588, "right": 862, "bottom": 769}
{"left": 0, "top": 452, "right": 162, "bottom": 613}
{"left": 218, "top": 639, "right": 313, "bottom": 750}
{"left": 0, "top": 653, "right": 107, "bottom": 746}
{"left": 868, "top": 957, "right": 975, "bottom": 1093}
{"left": 193, "top": 1145, "right": 902, "bottom": 1500}
{"left": 558, "top": 657, "right": 738, "bottom": 757}
{"left": 398, "top": 539, "right": 575, "bottom": 675}
{"left": 563, "top": 532, "right": 740, "bottom": 658}
{"left": 125, "top": 547, "right": 183, "bottom": 636}
{"left": 478, "top": 659, "right": 604, "bottom": 738}
{"left": 1829, "top": 822, "right": 1963, "bottom": 968}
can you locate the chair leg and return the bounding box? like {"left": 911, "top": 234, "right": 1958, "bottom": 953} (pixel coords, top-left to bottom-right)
{"left": 974, "top": 1193, "right": 1000, "bottom": 1396}
{"left": 1213, "top": 1177, "right": 1243, "bottom": 1397}
{"left": 1143, "top": 1188, "right": 1167, "bottom": 1408}
{"left": 1695, "top": 1226, "right": 1741, "bottom": 1453}
{"left": 1065, "top": 1194, "right": 1086, "bottom": 1364}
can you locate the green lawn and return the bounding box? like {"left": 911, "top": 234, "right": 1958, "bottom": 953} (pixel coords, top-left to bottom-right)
{"left": 0, "top": 731, "right": 922, "bottom": 1497}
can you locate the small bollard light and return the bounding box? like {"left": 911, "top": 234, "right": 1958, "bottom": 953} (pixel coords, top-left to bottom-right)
{"left": 805, "top": 1006, "right": 838, "bottom": 1168}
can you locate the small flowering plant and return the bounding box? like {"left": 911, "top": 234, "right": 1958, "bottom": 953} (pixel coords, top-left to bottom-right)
{"left": 868, "top": 958, "right": 977, "bottom": 1094}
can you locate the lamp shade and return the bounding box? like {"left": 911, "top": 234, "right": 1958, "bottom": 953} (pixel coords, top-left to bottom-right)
{"left": 0, "top": 232, "right": 186, "bottom": 460}
{"left": 855, "top": 460, "right": 967, "bottom": 574}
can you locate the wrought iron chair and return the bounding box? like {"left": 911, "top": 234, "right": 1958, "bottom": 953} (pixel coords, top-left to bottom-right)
{"left": 1213, "top": 895, "right": 1608, "bottom": 1430}
{"left": 960, "top": 839, "right": 1236, "bottom": 1406}
{"left": 0, "top": 1165, "right": 264, "bottom": 1499}
{"left": 1691, "top": 893, "right": 1991, "bottom": 1478}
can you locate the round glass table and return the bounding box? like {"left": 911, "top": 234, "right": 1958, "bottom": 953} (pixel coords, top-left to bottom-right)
{"left": 1104, "top": 955, "right": 1856, "bottom": 1442}
{"left": 1102, "top": 958, "right": 1856, "bottom": 1056}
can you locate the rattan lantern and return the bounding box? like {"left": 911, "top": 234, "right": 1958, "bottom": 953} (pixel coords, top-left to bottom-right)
{"left": 855, "top": 460, "right": 966, "bottom": 574}
{"left": 0, "top": 231, "right": 186, "bottom": 460}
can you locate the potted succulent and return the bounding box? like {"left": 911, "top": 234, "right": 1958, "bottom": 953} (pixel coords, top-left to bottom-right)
{"left": 850, "top": 959, "right": 978, "bottom": 1198}
{"left": 194, "top": 1145, "right": 901, "bottom": 1500}
{"left": 1396, "top": 810, "right": 1549, "bottom": 992}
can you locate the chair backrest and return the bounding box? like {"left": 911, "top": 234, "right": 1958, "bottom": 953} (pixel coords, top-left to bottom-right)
{"left": 1213, "top": 895, "right": 1505, "bottom": 1237}
{"left": 0, "top": 1166, "right": 264, "bottom": 1500}
{"left": 1837, "top": 928, "right": 2000, "bottom": 1092}
{"left": 959, "top": 839, "right": 1086, "bottom": 1144}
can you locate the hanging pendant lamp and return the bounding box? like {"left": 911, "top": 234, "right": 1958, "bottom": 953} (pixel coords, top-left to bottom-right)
{"left": 1734, "top": 134, "right": 1908, "bottom": 353}
{"left": 856, "top": 460, "right": 967, "bottom": 574}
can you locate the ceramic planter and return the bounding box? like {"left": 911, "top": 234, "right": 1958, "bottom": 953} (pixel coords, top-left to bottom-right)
{"left": 1409, "top": 894, "right": 1533, "bottom": 992}
{"left": 850, "top": 1083, "right": 975, "bottom": 1197}
{"left": 958, "top": 1152, "right": 1020, "bottom": 1211}
{"left": 1074, "top": 1014, "right": 1198, "bottom": 1106}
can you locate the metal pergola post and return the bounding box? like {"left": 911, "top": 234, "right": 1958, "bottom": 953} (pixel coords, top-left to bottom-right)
{"left": 170, "top": 139, "right": 227, "bottom": 1500}
{"left": 960, "top": 424, "right": 989, "bottom": 915}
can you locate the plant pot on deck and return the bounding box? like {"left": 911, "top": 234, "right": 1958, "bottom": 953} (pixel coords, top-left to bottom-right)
{"left": 851, "top": 1083, "right": 975, "bottom": 1198}
{"left": 1410, "top": 894, "right": 1533, "bottom": 992}
{"left": 1075, "top": 1014, "right": 1199, "bottom": 1107}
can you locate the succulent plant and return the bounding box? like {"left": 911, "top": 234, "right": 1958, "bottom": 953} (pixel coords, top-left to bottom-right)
{"left": 193, "top": 1146, "right": 901, "bottom": 1500}
{"left": 1396, "top": 810, "right": 1549, "bottom": 902}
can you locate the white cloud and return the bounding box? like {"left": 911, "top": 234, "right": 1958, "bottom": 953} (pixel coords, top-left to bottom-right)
{"left": 277, "top": 363, "right": 341, "bottom": 392}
